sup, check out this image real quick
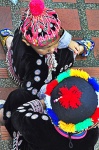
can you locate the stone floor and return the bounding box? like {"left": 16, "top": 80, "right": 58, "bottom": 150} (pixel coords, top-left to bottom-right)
{"left": 0, "top": 0, "right": 99, "bottom": 149}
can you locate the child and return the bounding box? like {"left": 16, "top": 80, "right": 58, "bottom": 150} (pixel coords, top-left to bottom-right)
{"left": 0, "top": 0, "right": 94, "bottom": 89}
{"left": 0, "top": 69, "right": 99, "bottom": 150}
{"left": 0, "top": 0, "right": 96, "bottom": 144}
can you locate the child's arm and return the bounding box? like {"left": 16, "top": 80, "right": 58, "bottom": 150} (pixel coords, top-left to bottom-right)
{"left": 58, "top": 30, "right": 82, "bottom": 55}
{"left": 68, "top": 40, "right": 80, "bottom": 55}
{"left": 11, "top": 99, "right": 48, "bottom": 143}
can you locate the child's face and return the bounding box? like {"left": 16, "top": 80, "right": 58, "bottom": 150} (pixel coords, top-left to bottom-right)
{"left": 31, "top": 38, "right": 59, "bottom": 55}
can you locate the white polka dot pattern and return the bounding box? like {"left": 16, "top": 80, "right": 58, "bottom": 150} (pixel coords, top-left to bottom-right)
{"left": 23, "top": 103, "right": 30, "bottom": 106}
{"left": 36, "top": 59, "right": 42, "bottom": 65}
{"left": 19, "top": 109, "right": 26, "bottom": 112}
{"left": 31, "top": 114, "right": 39, "bottom": 119}
{"left": 41, "top": 115, "right": 49, "bottom": 121}
{"left": 26, "top": 81, "right": 31, "bottom": 87}
{"left": 27, "top": 87, "right": 33, "bottom": 91}
{"left": 18, "top": 106, "right": 24, "bottom": 109}
{"left": 69, "top": 62, "right": 72, "bottom": 67}
{"left": 64, "top": 65, "right": 68, "bottom": 70}
{"left": 34, "top": 76, "right": 40, "bottom": 82}
{"left": 60, "top": 67, "right": 63, "bottom": 72}
{"left": 6, "top": 111, "right": 11, "bottom": 118}
{"left": 32, "top": 89, "right": 38, "bottom": 95}
{"left": 25, "top": 113, "right": 32, "bottom": 117}
{"left": 34, "top": 69, "right": 41, "bottom": 75}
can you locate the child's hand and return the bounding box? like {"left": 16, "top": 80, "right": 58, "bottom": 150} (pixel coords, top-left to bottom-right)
{"left": 68, "top": 40, "right": 80, "bottom": 55}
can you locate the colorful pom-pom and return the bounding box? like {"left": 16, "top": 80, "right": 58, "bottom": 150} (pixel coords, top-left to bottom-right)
{"left": 88, "top": 77, "right": 99, "bottom": 92}
{"left": 91, "top": 107, "right": 99, "bottom": 123}
{"left": 75, "top": 118, "right": 93, "bottom": 132}
{"left": 47, "top": 108, "right": 59, "bottom": 126}
{"left": 29, "top": 0, "right": 44, "bottom": 16}
{"left": 45, "top": 80, "right": 58, "bottom": 95}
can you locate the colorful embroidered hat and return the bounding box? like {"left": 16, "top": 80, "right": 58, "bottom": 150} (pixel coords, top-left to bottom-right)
{"left": 20, "top": 0, "right": 61, "bottom": 47}
{"left": 44, "top": 69, "right": 99, "bottom": 134}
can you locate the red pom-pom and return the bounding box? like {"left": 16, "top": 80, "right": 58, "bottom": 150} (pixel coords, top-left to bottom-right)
{"left": 45, "top": 80, "right": 58, "bottom": 96}
{"left": 91, "top": 107, "right": 99, "bottom": 123}
{"left": 59, "top": 86, "right": 82, "bottom": 109}
{"left": 29, "top": 0, "right": 44, "bottom": 16}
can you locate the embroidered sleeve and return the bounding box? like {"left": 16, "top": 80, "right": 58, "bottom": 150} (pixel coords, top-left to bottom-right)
{"left": 11, "top": 100, "right": 51, "bottom": 144}
{"left": 11, "top": 100, "right": 43, "bottom": 131}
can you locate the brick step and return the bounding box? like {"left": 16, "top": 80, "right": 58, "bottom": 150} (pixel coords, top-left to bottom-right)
{"left": 73, "top": 67, "right": 99, "bottom": 78}
{"left": 0, "top": 88, "right": 17, "bottom": 100}
{"left": 0, "top": 68, "right": 8, "bottom": 78}
{"left": 0, "top": 67, "right": 99, "bottom": 79}
{"left": 0, "top": 126, "right": 11, "bottom": 140}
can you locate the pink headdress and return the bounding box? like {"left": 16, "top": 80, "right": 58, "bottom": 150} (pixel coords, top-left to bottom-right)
{"left": 20, "top": 0, "right": 61, "bottom": 47}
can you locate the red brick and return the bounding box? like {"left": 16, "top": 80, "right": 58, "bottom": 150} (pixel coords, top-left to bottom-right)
{"left": 55, "top": 9, "right": 81, "bottom": 30}
{"left": 73, "top": 67, "right": 99, "bottom": 78}
{"left": 0, "top": 44, "right": 6, "bottom": 60}
{"left": 0, "top": 68, "right": 9, "bottom": 78}
{"left": 85, "top": 0, "right": 99, "bottom": 3}
{"left": 0, "top": 6, "right": 13, "bottom": 29}
{"left": 19, "top": 0, "right": 44, "bottom": 2}
{"left": 86, "top": 10, "right": 99, "bottom": 30}
{"left": 76, "top": 55, "right": 87, "bottom": 60}
{"left": 0, "top": 88, "right": 17, "bottom": 100}
{"left": 92, "top": 37, "right": 99, "bottom": 60}
{"left": 0, "top": 126, "right": 11, "bottom": 140}
{"left": 19, "top": 0, "right": 31, "bottom": 1}
{"left": 52, "top": 0, "right": 76, "bottom": 3}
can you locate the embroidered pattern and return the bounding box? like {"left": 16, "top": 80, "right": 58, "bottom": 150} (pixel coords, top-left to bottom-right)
{"left": 13, "top": 131, "right": 23, "bottom": 150}
{"left": 45, "top": 53, "right": 58, "bottom": 83}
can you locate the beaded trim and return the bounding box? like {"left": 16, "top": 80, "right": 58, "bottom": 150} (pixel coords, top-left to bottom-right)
{"left": 28, "top": 99, "right": 44, "bottom": 113}
{"left": 44, "top": 69, "right": 99, "bottom": 133}
{"left": 6, "top": 48, "right": 22, "bottom": 86}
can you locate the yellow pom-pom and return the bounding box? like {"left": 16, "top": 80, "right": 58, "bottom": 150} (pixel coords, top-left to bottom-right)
{"left": 59, "top": 120, "right": 75, "bottom": 133}
{"left": 70, "top": 69, "right": 89, "bottom": 81}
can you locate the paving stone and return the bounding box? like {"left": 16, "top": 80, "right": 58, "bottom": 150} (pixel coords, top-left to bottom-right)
{"left": 0, "top": 0, "right": 99, "bottom": 149}
{"left": 55, "top": 9, "right": 81, "bottom": 30}
{"left": 19, "top": 0, "right": 30, "bottom": 1}
{"left": 0, "top": 44, "right": 6, "bottom": 60}
{"left": 85, "top": 0, "right": 99, "bottom": 3}
{"left": 52, "top": 0, "right": 76, "bottom": 3}
{"left": 86, "top": 10, "right": 99, "bottom": 30}
{"left": 19, "top": 0, "right": 44, "bottom": 1}
{"left": 0, "top": 6, "right": 13, "bottom": 29}
{"left": 0, "top": 88, "right": 17, "bottom": 100}
{"left": 92, "top": 37, "right": 99, "bottom": 60}
{"left": 0, "top": 126, "right": 11, "bottom": 141}
{"left": 76, "top": 55, "right": 87, "bottom": 60}
{"left": 73, "top": 67, "right": 99, "bottom": 78}
{"left": 0, "top": 68, "right": 8, "bottom": 79}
